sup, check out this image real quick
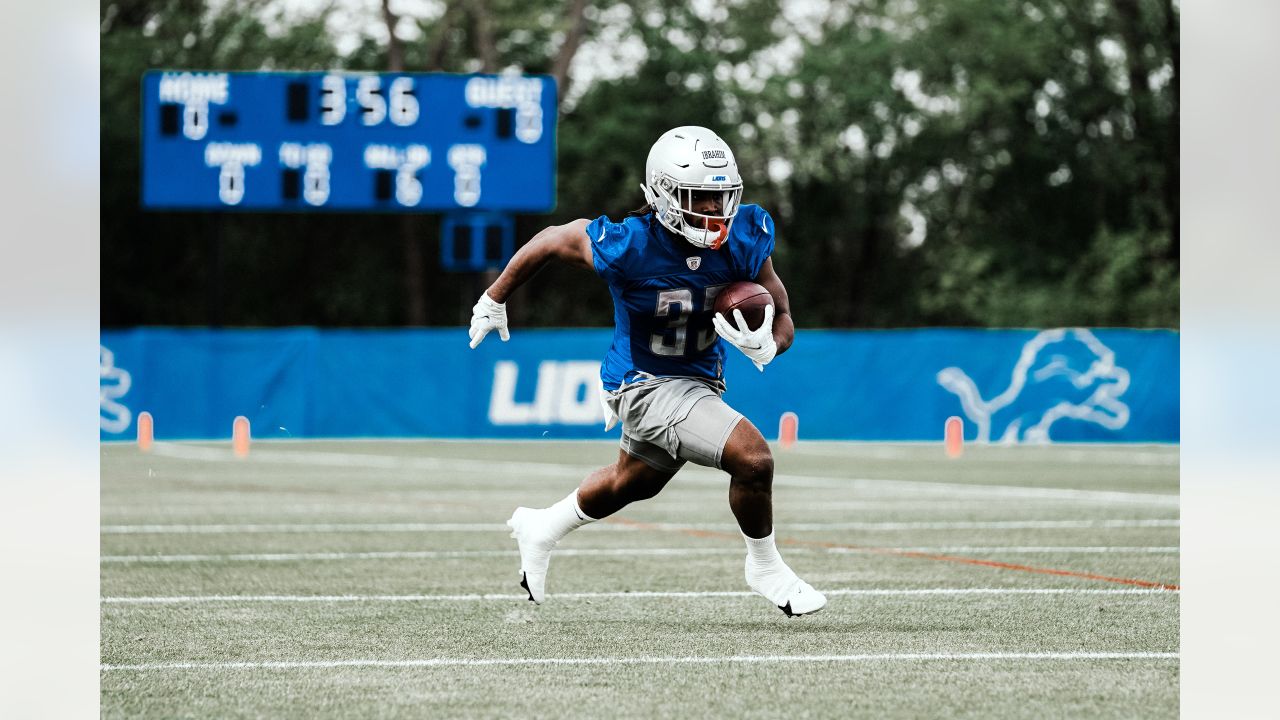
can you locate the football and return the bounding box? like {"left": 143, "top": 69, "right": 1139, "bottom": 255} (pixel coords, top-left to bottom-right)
{"left": 714, "top": 281, "right": 773, "bottom": 331}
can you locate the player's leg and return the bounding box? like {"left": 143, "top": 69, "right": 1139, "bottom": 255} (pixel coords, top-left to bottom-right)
{"left": 711, "top": 416, "right": 828, "bottom": 617}
{"left": 507, "top": 448, "right": 678, "bottom": 604}
{"left": 719, "top": 418, "right": 774, "bottom": 538}
{"left": 577, "top": 447, "right": 680, "bottom": 519}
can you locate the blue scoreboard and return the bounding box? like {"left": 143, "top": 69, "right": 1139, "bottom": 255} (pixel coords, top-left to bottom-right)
{"left": 141, "top": 70, "right": 557, "bottom": 212}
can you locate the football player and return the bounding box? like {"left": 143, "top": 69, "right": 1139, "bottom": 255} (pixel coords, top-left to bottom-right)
{"left": 468, "top": 126, "right": 826, "bottom": 616}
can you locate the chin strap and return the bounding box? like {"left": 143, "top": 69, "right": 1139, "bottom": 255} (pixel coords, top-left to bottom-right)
{"left": 640, "top": 183, "right": 662, "bottom": 213}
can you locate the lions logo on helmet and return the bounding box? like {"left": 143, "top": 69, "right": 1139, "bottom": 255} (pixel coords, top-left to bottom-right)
{"left": 640, "top": 126, "right": 744, "bottom": 249}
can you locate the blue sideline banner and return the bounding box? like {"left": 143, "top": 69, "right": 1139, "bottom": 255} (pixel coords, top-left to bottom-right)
{"left": 100, "top": 328, "right": 1178, "bottom": 443}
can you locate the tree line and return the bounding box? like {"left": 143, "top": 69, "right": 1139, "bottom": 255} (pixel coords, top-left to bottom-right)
{"left": 101, "top": 0, "right": 1178, "bottom": 329}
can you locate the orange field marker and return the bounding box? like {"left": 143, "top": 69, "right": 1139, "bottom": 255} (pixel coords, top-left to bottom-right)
{"left": 232, "top": 416, "right": 251, "bottom": 458}
{"left": 778, "top": 412, "right": 799, "bottom": 450}
{"left": 945, "top": 416, "right": 963, "bottom": 458}
{"left": 137, "top": 411, "right": 154, "bottom": 453}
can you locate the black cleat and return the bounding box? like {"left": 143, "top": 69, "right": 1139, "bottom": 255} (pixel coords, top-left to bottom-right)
{"left": 779, "top": 598, "right": 825, "bottom": 618}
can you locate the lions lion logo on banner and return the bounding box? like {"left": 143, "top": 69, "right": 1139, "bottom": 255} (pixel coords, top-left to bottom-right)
{"left": 936, "top": 328, "right": 1130, "bottom": 444}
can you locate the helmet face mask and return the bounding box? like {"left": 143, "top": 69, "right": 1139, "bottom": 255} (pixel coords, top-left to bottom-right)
{"left": 641, "top": 126, "right": 744, "bottom": 249}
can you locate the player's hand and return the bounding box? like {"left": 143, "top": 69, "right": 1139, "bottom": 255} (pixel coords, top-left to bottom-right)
{"left": 713, "top": 305, "right": 777, "bottom": 371}
{"left": 468, "top": 292, "right": 510, "bottom": 349}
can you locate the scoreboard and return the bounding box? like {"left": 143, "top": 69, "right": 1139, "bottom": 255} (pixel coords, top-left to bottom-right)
{"left": 141, "top": 70, "right": 557, "bottom": 212}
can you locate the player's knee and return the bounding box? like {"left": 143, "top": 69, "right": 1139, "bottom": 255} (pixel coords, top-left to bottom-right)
{"left": 729, "top": 448, "right": 773, "bottom": 490}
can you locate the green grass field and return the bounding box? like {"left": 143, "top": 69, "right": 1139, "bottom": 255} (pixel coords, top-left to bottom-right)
{"left": 101, "top": 440, "right": 1179, "bottom": 718}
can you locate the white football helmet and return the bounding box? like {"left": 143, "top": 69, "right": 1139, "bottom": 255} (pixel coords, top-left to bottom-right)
{"left": 641, "top": 126, "right": 744, "bottom": 249}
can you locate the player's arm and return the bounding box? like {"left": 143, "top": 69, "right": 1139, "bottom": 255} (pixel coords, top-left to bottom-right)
{"left": 484, "top": 219, "right": 593, "bottom": 302}
{"left": 755, "top": 258, "right": 795, "bottom": 356}
{"left": 468, "top": 219, "right": 593, "bottom": 348}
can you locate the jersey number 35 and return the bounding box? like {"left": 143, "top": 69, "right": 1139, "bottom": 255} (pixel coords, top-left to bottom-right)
{"left": 650, "top": 284, "right": 727, "bottom": 357}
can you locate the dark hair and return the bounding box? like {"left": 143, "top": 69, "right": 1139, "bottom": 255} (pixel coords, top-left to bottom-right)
{"left": 626, "top": 203, "right": 652, "bottom": 218}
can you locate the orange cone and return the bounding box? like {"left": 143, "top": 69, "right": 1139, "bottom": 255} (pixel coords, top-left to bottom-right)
{"left": 137, "top": 411, "right": 154, "bottom": 453}
{"left": 232, "top": 416, "right": 251, "bottom": 458}
{"left": 945, "top": 416, "right": 964, "bottom": 458}
{"left": 778, "top": 412, "right": 799, "bottom": 450}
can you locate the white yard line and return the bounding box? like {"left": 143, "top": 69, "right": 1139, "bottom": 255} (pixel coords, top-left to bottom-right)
{"left": 787, "top": 445, "right": 1178, "bottom": 466}
{"left": 101, "top": 651, "right": 1179, "bottom": 671}
{"left": 100, "top": 504, "right": 471, "bottom": 517}
{"left": 829, "top": 546, "right": 1179, "bottom": 554}
{"left": 100, "top": 518, "right": 1179, "bottom": 534}
{"left": 833, "top": 518, "right": 1176, "bottom": 530}
{"left": 149, "top": 444, "right": 583, "bottom": 478}
{"left": 768, "top": 474, "right": 1178, "bottom": 506}
{"left": 780, "top": 519, "right": 1180, "bottom": 530}
{"left": 103, "top": 523, "right": 528, "bottom": 533}
{"left": 98, "top": 499, "right": 1158, "bottom": 518}
{"left": 100, "top": 546, "right": 1179, "bottom": 564}
{"left": 101, "top": 548, "right": 754, "bottom": 563}
{"left": 144, "top": 444, "right": 1178, "bottom": 506}
{"left": 101, "top": 587, "right": 1179, "bottom": 604}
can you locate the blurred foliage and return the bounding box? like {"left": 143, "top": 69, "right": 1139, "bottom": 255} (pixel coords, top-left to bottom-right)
{"left": 101, "top": 0, "right": 1178, "bottom": 328}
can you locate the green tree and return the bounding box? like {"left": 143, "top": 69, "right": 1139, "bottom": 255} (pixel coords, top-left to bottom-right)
{"left": 743, "top": 0, "right": 1178, "bottom": 327}
{"left": 101, "top": 0, "right": 1178, "bottom": 329}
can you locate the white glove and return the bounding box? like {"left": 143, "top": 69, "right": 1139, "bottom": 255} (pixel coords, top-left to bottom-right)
{"left": 468, "top": 292, "right": 510, "bottom": 348}
{"left": 713, "top": 304, "right": 777, "bottom": 372}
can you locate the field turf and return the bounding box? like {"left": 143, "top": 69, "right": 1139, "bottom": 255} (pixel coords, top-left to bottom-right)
{"left": 101, "top": 440, "right": 1179, "bottom": 718}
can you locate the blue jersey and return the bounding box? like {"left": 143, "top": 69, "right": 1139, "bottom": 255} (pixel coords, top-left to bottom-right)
{"left": 587, "top": 203, "right": 776, "bottom": 391}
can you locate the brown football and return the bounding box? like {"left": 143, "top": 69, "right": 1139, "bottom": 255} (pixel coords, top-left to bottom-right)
{"left": 714, "top": 281, "right": 773, "bottom": 331}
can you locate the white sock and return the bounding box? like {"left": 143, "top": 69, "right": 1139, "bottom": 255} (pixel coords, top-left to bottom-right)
{"left": 542, "top": 490, "right": 597, "bottom": 542}
{"left": 743, "top": 530, "right": 784, "bottom": 570}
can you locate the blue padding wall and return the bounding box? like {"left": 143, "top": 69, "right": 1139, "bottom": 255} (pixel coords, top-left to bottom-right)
{"left": 100, "top": 328, "right": 1178, "bottom": 442}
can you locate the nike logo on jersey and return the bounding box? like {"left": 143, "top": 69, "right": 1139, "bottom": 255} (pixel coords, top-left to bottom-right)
{"left": 596, "top": 228, "right": 606, "bottom": 243}
{"left": 761, "top": 217, "right": 770, "bottom": 234}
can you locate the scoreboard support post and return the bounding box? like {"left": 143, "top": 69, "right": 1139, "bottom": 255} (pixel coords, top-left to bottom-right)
{"left": 208, "top": 227, "right": 222, "bottom": 327}
{"left": 440, "top": 212, "right": 515, "bottom": 272}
